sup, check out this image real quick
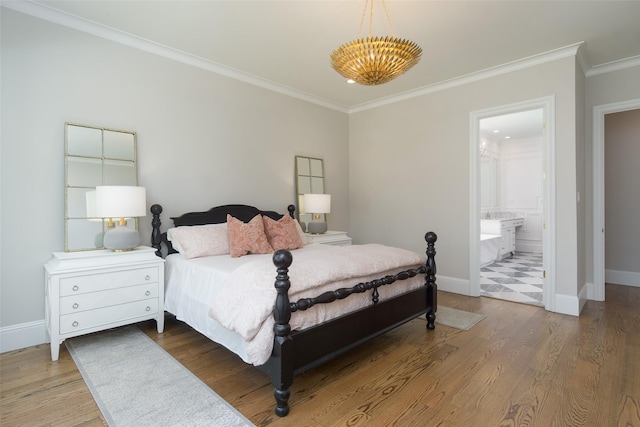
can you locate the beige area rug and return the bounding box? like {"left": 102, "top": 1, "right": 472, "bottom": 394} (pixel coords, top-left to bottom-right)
{"left": 66, "top": 327, "right": 254, "bottom": 427}
{"left": 435, "top": 306, "right": 486, "bottom": 330}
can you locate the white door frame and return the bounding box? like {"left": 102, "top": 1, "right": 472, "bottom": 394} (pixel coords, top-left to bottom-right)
{"left": 470, "top": 96, "right": 556, "bottom": 310}
{"left": 591, "top": 98, "right": 640, "bottom": 301}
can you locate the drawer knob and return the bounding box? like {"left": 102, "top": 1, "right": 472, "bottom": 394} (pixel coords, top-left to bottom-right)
{"left": 72, "top": 285, "right": 79, "bottom": 291}
{"left": 146, "top": 306, "right": 151, "bottom": 312}
{"left": 73, "top": 303, "right": 79, "bottom": 309}
{"left": 145, "top": 290, "right": 151, "bottom": 296}
{"left": 72, "top": 321, "right": 79, "bottom": 327}
{"left": 145, "top": 275, "right": 151, "bottom": 281}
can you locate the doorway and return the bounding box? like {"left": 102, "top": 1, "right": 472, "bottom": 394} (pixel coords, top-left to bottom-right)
{"left": 479, "top": 109, "right": 544, "bottom": 306}
{"left": 592, "top": 98, "right": 640, "bottom": 301}
{"left": 470, "top": 96, "right": 556, "bottom": 310}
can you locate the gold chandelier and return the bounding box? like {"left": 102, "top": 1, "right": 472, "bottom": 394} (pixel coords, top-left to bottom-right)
{"left": 330, "top": 0, "right": 422, "bottom": 86}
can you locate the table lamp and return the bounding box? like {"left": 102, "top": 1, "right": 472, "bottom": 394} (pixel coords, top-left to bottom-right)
{"left": 303, "top": 193, "right": 331, "bottom": 234}
{"left": 95, "top": 186, "right": 146, "bottom": 251}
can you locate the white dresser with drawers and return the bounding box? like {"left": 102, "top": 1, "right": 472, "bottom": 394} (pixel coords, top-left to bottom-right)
{"left": 44, "top": 246, "right": 165, "bottom": 361}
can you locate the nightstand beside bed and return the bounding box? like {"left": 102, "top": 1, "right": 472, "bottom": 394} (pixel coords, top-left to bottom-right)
{"left": 304, "top": 230, "right": 352, "bottom": 246}
{"left": 44, "top": 246, "right": 165, "bottom": 361}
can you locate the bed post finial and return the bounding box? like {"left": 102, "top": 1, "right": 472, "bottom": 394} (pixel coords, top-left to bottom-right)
{"left": 424, "top": 231, "right": 437, "bottom": 329}
{"left": 287, "top": 204, "right": 296, "bottom": 219}
{"left": 151, "top": 204, "right": 163, "bottom": 257}
{"left": 272, "top": 249, "right": 294, "bottom": 417}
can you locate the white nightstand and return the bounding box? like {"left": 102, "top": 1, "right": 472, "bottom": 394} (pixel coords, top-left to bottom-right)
{"left": 305, "top": 230, "right": 352, "bottom": 246}
{"left": 44, "top": 246, "right": 165, "bottom": 361}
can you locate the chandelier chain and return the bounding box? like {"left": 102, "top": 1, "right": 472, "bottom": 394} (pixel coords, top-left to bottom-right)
{"left": 358, "top": 0, "right": 396, "bottom": 38}
{"left": 357, "top": 0, "right": 368, "bottom": 38}
{"left": 380, "top": 0, "right": 396, "bottom": 37}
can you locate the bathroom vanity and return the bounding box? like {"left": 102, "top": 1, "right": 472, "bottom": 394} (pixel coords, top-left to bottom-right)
{"left": 481, "top": 213, "right": 524, "bottom": 259}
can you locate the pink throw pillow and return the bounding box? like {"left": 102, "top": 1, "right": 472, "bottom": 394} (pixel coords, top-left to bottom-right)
{"left": 227, "top": 214, "right": 274, "bottom": 258}
{"left": 263, "top": 215, "right": 304, "bottom": 251}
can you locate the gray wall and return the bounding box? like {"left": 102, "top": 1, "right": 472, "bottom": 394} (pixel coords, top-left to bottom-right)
{"left": 1, "top": 10, "right": 349, "bottom": 332}
{"left": 2, "top": 6, "right": 640, "bottom": 352}
{"left": 604, "top": 109, "right": 640, "bottom": 275}
{"left": 584, "top": 66, "right": 640, "bottom": 288}
{"left": 349, "top": 58, "right": 580, "bottom": 297}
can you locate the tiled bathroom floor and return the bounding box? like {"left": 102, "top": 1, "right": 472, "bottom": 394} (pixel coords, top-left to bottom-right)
{"left": 480, "top": 252, "right": 543, "bottom": 306}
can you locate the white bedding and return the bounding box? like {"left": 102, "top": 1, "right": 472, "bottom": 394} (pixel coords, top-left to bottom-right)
{"left": 164, "top": 243, "right": 427, "bottom": 365}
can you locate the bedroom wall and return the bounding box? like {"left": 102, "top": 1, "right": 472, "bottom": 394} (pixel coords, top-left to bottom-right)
{"left": 584, "top": 65, "right": 640, "bottom": 290}
{"left": 349, "top": 57, "right": 581, "bottom": 302}
{"left": 2, "top": 7, "right": 638, "bottom": 352}
{"left": 604, "top": 110, "right": 640, "bottom": 282}
{"left": 0, "top": 9, "right": 349, "bottom": 350}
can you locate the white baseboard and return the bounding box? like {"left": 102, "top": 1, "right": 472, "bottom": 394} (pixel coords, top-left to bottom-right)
{"left": 586, "top": 281, "right": 605, "bottom": 301}
{"left": 553, "top": 288, "right": 586, "bottom": 316}
{"left": 578, "top": 284, "right": 588, "bottom": 313}
{"left": 0, "top": 274, "right": 607, "bottom": 354}
{"left": 0, "top": 280, "right": 471, "bottom": 355}
{"left": 0, "top": 277, "right": 469, "bottom": 356}
{"left": 0, "top": 320, "right": 49, "bottom": 354}
{"left": 605, "top": 269, "right": 640, "bottom": 287}
{"left": 432, "top": 275, "right": 588, "bottom": 315}
{"left": 437, "top": 275, "right": 472, "bottom": 296}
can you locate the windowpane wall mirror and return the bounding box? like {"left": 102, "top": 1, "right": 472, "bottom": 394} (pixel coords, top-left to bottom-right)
{"left": 295, "top": 156, "right": 325, "bottom": 231}
{"left": 65, "top": 123, "right": 138, "bottom": 251}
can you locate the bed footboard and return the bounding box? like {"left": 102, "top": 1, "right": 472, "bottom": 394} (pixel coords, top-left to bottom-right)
{"left": 263, "top": 232, "right": 437, "bottom": 417}
{"left": 270, "top": 250, "right": 294, "bottom": 417}
{"left": 149, "top": 203, "right": 436, "bottom": 417}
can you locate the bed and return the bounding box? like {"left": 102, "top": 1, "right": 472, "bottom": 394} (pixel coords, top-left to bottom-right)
{"left": 150, "top": 203, "right": 437, "bottom": 417}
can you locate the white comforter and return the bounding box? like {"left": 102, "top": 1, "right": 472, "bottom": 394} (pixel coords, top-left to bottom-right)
{"left": 208, "top": 244, "right": 426, "bottom": 365}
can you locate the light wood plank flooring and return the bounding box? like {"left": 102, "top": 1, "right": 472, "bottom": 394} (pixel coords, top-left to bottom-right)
{"left": 2, "top": 284, "right": 639, "bottom": 426}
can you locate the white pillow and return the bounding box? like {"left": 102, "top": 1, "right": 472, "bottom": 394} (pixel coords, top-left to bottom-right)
{"left": 167, "top": 223, "right": 229, "bottom": 259}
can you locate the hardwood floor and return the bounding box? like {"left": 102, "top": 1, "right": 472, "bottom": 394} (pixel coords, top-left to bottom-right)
{"left": 2, "top": 284, "right": 639, "bottom": 426}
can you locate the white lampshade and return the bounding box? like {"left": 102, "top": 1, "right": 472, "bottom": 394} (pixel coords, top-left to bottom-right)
{"left": 303, "top": 194, "right": 331, "bottom": 234}
{"left": 95, "top": 186, "right": 146, "bottom": 219}
{"left": 95, "top": 186, "right": 146, "bottom": 251}
{"left": 303, "top": 194, "right": 331, "bottom": 214}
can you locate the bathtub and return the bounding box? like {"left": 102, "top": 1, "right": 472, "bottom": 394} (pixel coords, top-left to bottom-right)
{"left": 480, "top": 234, "right": 501, "bottom": 267}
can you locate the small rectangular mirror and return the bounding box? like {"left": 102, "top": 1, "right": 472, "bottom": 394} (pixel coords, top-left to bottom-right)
{"left": 104, "top": 130, "right": 135, "bottom": 160}
{"left": 103, "top": 160, "right": 136, "bottom": 185}
{"left": 66, "top": 125, "right": 102, "bottom": 157}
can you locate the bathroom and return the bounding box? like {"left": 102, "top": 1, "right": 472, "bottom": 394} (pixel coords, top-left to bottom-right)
{"left": 479, "top": 109, "right": 544, "bottom": 306}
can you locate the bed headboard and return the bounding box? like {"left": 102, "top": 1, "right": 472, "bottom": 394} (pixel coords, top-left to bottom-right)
{"left": 150, "top": 204, "right": 296, "bottom": 257}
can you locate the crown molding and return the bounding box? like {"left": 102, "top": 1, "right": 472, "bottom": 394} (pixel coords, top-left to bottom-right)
{"left": 349, "top": 43, "right": 584, "bottom": 113}
{"left": 7, "top": 1, "right": 633, "bottom": 114}
{"left": 2, "top": 0, "right": 350, "bottom": 113}
{"left": 575, "top": 42, "right": 591, "bottom": 76}
{"left": 586, "top": 55, "right": 640, "bottom": 77}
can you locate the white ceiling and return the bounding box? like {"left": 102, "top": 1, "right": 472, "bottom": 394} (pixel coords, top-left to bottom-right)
{"left": 5, "top": 1, "right": 640, "bottom": 111}
{"left": 480, "top": 109, "right": 544, "bottom": 143}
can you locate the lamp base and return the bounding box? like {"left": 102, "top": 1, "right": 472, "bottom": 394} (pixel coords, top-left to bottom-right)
{"left": 103, "top": 224, "right": 140, "bottom": 251}
{"left": 307, "top": 220, "right": 327, "bottom": 234}
{"left": 95, "top": 224, "right": 115, "bottom": 248}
